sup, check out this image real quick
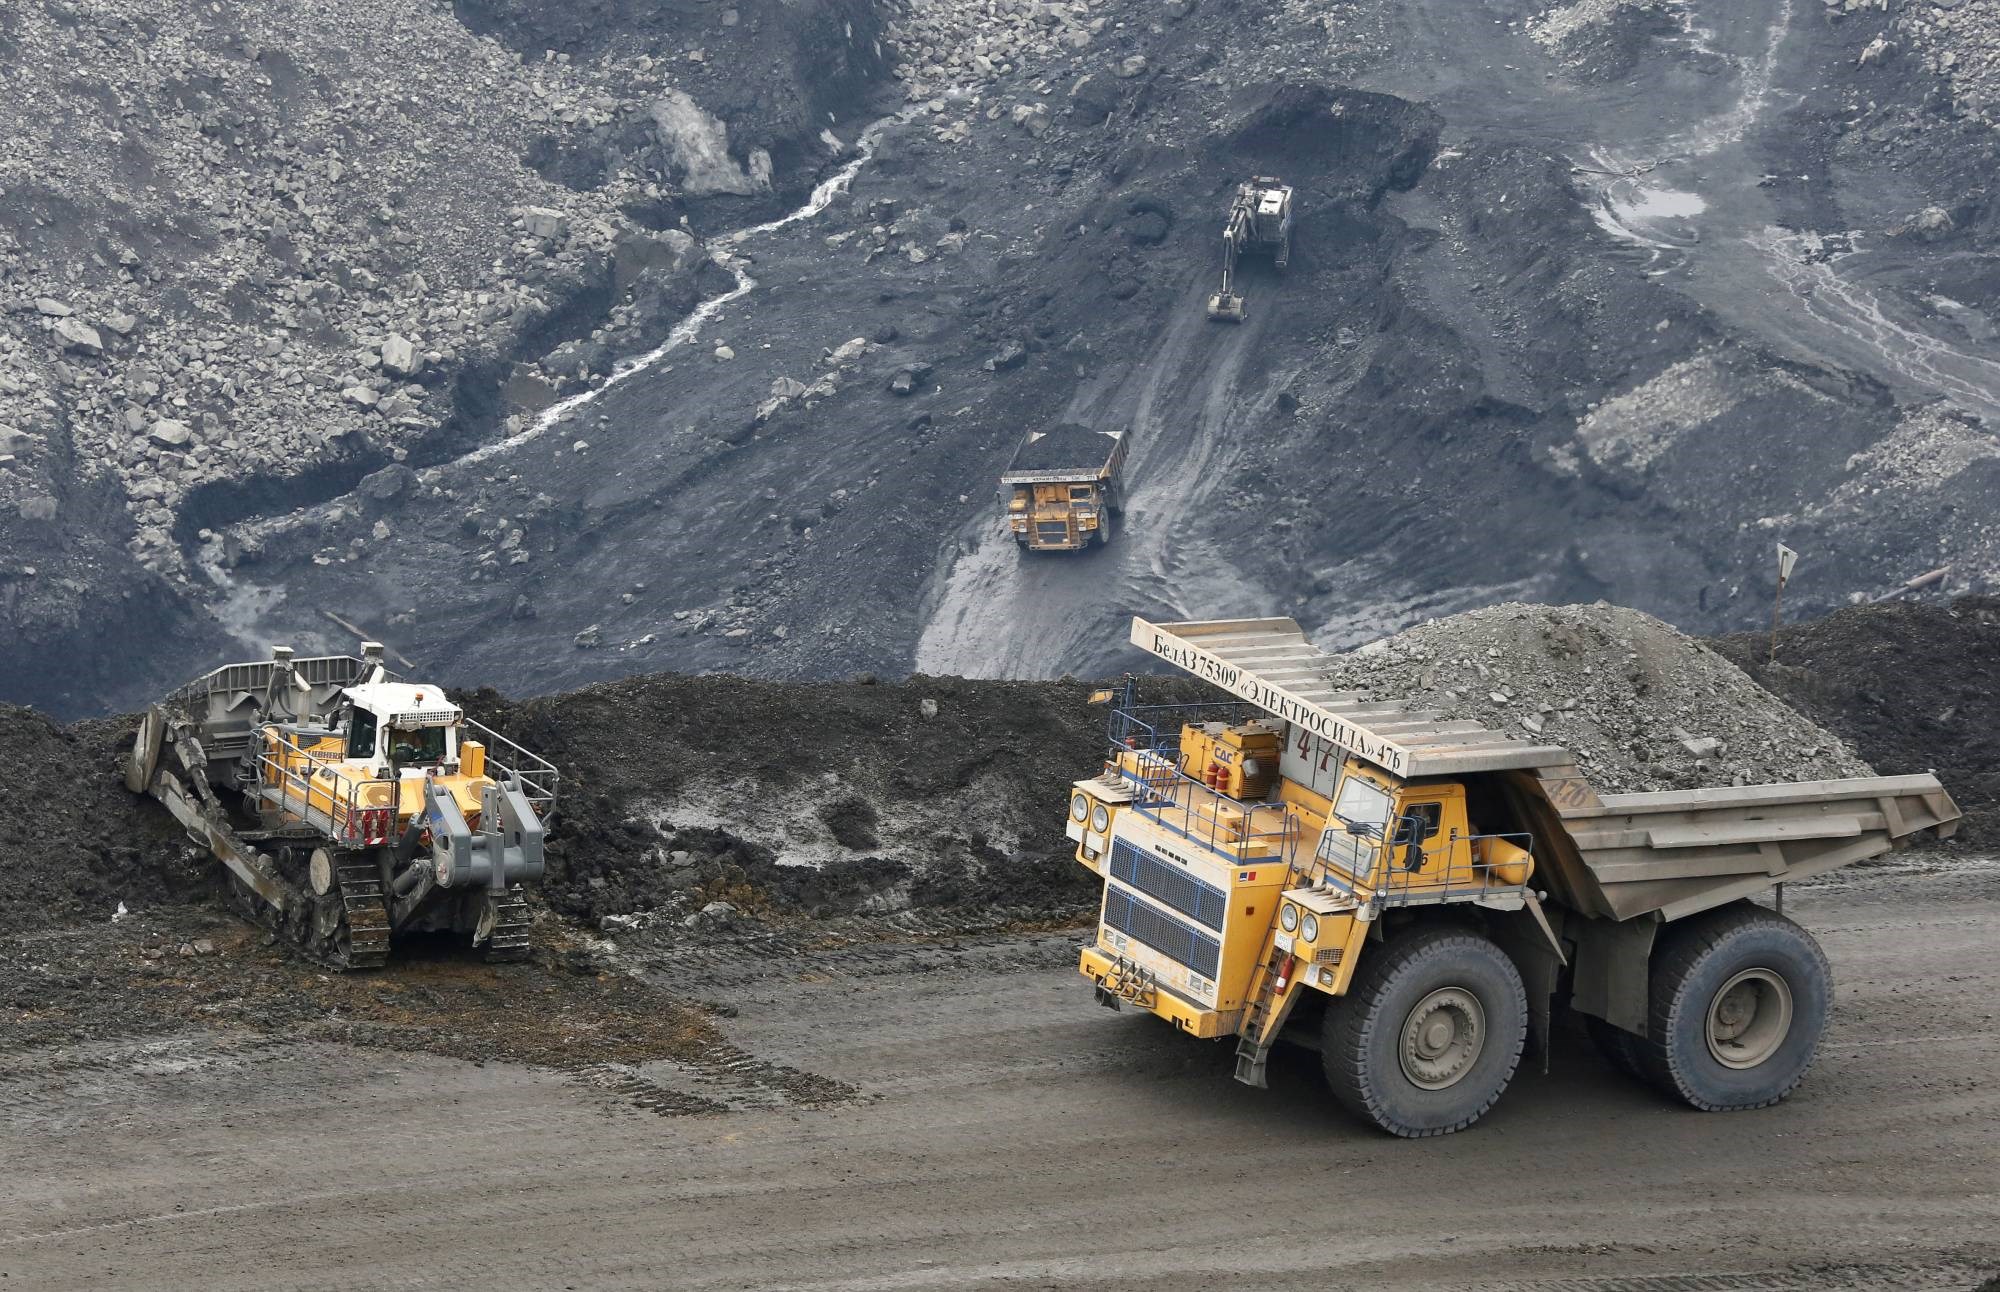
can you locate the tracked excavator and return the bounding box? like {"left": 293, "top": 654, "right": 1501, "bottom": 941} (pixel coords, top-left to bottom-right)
{"left": 127, "top": 644, "right": 559, "bottom": 969}
{"left": 1206, "top": 177, "right": 1293, "bottom": 322}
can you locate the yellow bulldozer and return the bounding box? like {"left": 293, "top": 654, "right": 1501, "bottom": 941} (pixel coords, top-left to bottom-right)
{"left": 127, "top": 643, "right": 558, "bottom": 968}
{"left": 1067, "top": 617, "right": 1961, "bottom": 1135}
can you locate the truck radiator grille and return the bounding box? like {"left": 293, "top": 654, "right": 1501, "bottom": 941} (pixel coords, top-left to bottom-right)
{"left": 1108, "top": 839, "right": 1226, "bottom": 930}
{"left": 1035, "top": 521, "right": 1070, "bottom": 542}
{"left": 1103, "top": 888, "right": 1221, "bottom": 980}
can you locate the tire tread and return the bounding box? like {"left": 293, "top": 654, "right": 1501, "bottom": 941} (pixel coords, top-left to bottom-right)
{"left": 1323, "top": 927, "right": 1526, "bottom": 1138}
{"left": 1637, "top": 903, "right": 1831, "bottom": 1111}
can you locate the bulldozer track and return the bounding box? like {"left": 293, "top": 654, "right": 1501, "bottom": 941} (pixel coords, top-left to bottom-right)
{"left": 334, "top": 861, "right": 391, "bottom": 970}
{"left": 483, "top": 886, "right": 533, "bottom": 962}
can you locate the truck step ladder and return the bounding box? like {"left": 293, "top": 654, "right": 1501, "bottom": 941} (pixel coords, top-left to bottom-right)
{"left": 1233, "top": 944, "right": 1297, "bottom": 1088}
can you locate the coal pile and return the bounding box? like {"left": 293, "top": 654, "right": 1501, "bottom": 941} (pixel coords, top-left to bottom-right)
{"left": 1318, "top": 602, "right": 1874, "bottom": 794}
{"left": 1716, "top": 596, "right": 2000, "bottom": 846}
{"left": 0, "top": 709, "right": 201, "bottom": 934}
{"left": 463, "top": 673, "right": 1136, "bottom": 929}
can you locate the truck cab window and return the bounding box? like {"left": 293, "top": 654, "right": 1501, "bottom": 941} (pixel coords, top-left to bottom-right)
{"left": 346, "top": 708, "right": 378, "bottom": 761}
{"left": 1395, "top": 802, "right": 1443, "bottom": 843}
{"left": 1069, "top": 485, "right": 1094, "bottom": 501}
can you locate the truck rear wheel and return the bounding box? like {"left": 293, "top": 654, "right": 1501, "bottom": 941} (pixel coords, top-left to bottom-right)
{"left": 1637, "top": 903, "right": 1831, "bottom": 1111}
{"left": 1321, "top": 927, "right": 1527, "bottom": 1137}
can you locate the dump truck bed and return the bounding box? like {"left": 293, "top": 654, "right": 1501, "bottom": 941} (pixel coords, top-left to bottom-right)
{"left": 1000, "top": 425, "right": 1125, "bottom": 484}
{"left": 1510, "top": 769, "right": 1960, "bottom": 922}
{"left": 1132, "top": 616, "right": 1963, "bottom": 925}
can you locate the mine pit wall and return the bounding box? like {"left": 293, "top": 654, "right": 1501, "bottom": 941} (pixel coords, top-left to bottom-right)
{"left": 0, "top": 0, "right": 898, "bottom": 721}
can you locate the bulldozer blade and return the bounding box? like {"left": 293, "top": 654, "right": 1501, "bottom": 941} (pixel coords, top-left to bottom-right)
{"left": 1206, "top": 293, "right": 1246, "bottom": 322}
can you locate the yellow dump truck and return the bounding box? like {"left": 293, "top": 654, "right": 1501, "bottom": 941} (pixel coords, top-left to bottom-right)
{"left": 1069, "top": 617, "right": 1961, "bottom": 1136}
{"left": 128, "top": 644, "right": 558, "bottom": 968}
{"left": 1001, "top": 423, "right": 1127, "bottom": 551}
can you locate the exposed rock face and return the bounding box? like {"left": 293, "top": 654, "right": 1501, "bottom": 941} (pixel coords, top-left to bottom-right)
{"left": 652, "top": 91, "right": 774, "bottom": 197}
{"left": 1897, "top": 0, "right": 2000, "bottom": 126}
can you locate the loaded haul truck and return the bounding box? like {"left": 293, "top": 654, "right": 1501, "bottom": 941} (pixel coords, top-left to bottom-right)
{"left": 1068, "top": 617, "right": 1960, "bottom": 1136}
{"left": 1000, "top": 424, "right": 1127, "bottom": 552}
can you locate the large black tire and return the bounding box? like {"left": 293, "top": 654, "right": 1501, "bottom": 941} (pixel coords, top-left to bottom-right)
{"left": 1095, "top": 508, "right": 1114, "bottom": 547}
{"left": 1321, "top": 927, "right": 1527, "bottom": 1137}
{"left": 1636, "top": 903, "right": 1831, "bottom": 1111}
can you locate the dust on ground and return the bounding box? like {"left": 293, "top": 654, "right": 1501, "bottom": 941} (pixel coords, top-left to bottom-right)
{"left": 0, "top": 904, "right": 853, "bottom": 1114}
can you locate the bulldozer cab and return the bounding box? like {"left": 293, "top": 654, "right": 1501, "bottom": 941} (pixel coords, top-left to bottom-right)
{"left": 337, "top": 681, "right": 464, "bottom": 775}
{"left": 343, "top": 705, "right": 378, "bottom": 761}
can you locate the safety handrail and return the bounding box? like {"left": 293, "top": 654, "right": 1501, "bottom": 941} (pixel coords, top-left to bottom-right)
{"left": 1108, "top": 760, "right": 1300, "bottom": 865}
{"left": 463, "top": 717, "right": 559, "bottom": 818}
{"left": 253, "top": 728, "right": 396, "bottom": 846}
{"left": 1310, "top": 821, "right": 1536, "bottom": 909}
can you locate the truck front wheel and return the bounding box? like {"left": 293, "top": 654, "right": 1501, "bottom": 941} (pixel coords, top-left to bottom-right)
{"left": 1321, "top": 927, "right": 1527, "bottom": 1137}
{"left": 1638, "top": 903, "right": 1831, "bottom": 1111}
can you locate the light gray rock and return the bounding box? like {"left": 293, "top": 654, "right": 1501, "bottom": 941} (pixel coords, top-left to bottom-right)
{"left": 522, "top": 206, "right": 571, "bottom": 239}
{"left": 148, "top": 418, "right": 193, "bottom": 448}
{"left": 34, "top": 298, "right": 72, "bottom": 317}
{"left": 56, "top": 318, "right": 103, "bottom": 354}
{"left": 380, "top": 333, "right": 422, "bottom": 376}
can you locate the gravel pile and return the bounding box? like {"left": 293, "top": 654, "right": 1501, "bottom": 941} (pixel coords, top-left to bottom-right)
{"left": 0, "top": 0, "right": 744, "bottom": 579}
{"left": 1318, "top": 602, "right": 1875, "bottom": 793}
{"left": 1895, "top": 0, "right": 2000, "bottom": 128}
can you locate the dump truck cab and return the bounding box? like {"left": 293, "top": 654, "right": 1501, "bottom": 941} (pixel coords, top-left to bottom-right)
{"left": 1070, "top": 616, "right": 1960, "bottom": 1136}
{"left": 1000, "top": 424, "right": 1127, "bottom": 552}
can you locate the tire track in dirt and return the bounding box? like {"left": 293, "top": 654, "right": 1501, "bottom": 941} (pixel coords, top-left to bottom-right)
{"left": 913, "top": 270, "right": 1295, "bottom": 678}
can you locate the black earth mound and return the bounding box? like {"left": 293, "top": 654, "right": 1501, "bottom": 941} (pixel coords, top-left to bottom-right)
{"left": 1716, "top": 596, "right": 2000, "bottom": 846}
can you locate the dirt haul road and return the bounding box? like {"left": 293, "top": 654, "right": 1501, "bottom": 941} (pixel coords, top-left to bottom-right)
{"left": 5, "top": 861, "right": 1996, "bottom": 1291}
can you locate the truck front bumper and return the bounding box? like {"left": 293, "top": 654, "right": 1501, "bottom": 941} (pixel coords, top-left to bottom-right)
{"left": 1079, "top": 947, "right": 1235, "bottom": 1039}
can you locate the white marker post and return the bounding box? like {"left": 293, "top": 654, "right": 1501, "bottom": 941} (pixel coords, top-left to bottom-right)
{"left": 1770, "top": 542, "right": 1798, "bottom": 663}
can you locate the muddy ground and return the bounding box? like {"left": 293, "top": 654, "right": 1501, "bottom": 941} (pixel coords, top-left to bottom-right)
{"left": 8, "top": 0, "right": 1999, "bottom": 719}
{"left": 3, "top": 856, "right": 1996, "bottom": 1290}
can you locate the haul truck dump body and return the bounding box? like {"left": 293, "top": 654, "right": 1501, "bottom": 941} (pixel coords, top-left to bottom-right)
{"left": 128, "top": 644, "right": 558, "bottom": 969}
{"left": 1001, "top": 424, "right": 1127, "bottom": 551}
{"left": 1068, "top": 617, "right": 1959, "bottom": 1135}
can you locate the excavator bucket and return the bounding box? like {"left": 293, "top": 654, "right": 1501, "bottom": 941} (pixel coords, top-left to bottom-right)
{"left": 1206, "top": 292, "right": 1246, "bottom": 323}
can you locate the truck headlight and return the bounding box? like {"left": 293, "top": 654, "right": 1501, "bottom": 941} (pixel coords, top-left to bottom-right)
{"left": 1070, "top": 792, "right": 1089, "bottom": 823}
{"left": 1301, "top": 913, "right": 1319, "bottom": 943}
{"left": 1279, "top": 903, "right": 1298, "bottom": 933}
{"left": 1091, "top": 804, "right": 1110, "bottom": 831}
